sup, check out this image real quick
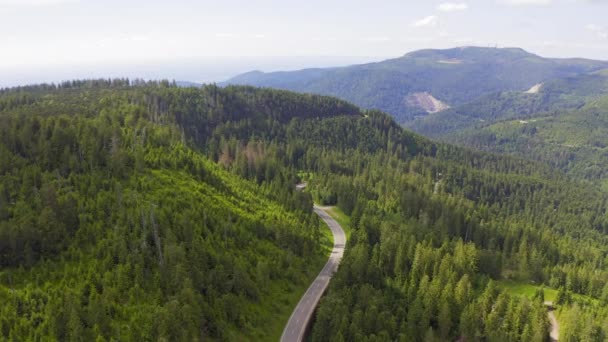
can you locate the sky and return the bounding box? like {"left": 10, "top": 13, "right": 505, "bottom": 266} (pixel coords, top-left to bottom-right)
{"left": 0, "top": 0, "right": 607, "bottom": 85}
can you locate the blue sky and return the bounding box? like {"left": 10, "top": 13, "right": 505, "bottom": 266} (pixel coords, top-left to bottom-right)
{"left": 0, "top": 0, "right": 607, "bottom": 84}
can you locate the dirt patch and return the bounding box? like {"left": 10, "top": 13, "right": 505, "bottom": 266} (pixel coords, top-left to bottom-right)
{"left": 437, "top": 59, "right": 463, "bottom": 64}
{"left": 525, "top": 83, "right": 543, "bottom": 94}
{"left": 544, "top": 301, "right": 559, "bottom": 341}
{"left": 405, "top": 92, "right": 450, "bottom": 113}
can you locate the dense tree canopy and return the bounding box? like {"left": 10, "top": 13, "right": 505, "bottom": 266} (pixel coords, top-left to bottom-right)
{"left": 1, "top": 80, "right": 607, "bottom": 340}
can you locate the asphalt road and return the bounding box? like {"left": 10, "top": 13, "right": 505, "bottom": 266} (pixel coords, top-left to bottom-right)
{"left": 280, "top": 205, "right": 346, "bottom": 342}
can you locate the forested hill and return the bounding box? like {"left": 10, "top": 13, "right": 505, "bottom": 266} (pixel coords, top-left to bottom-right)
{"left": 1, "top": 80, "right": 608, "bottom": 340}
{"left": 0, "top": 80, "right": 355, "bottom": 341}
{"left": 410, "top": 70, "right": 608, "bottom": 186}
{"left": 224, "top": 47, "right": 608, "bottom": 123}
{"left": 410, "top": 69, "right": 608, "bottom": 137}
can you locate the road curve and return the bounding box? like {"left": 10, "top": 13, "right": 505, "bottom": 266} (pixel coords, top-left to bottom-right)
{"left": 280, "top": 205, "right": 346, "bottom": 342}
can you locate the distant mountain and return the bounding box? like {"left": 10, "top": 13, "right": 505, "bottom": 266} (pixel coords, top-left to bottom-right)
{"left": 224, "top": 47, "right": 608, "bottom": 123}
{"left": 175, "top": 80, "right": 202, "bottom": 87}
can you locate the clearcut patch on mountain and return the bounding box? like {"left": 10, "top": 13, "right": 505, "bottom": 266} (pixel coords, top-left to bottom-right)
{"left": 438, "top": 59, "right": 463, "bottom": 64}
{"left": 525, "top": 83, "right": 543, "bottom": 94}
{"left": 405, "top": 92, "right": 450, "bottom": 113}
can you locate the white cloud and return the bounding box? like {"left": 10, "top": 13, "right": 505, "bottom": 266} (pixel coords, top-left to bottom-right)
{"left": 585, "top": 24, "right": 607, "bottom": 39}
{"left": 499, "top": 0, "right": 553, "bottom": 5}
{"left": 215, "top": 33, "right": 266, "bottom": 40}
{"left": 311, "top": 37, "right": 338, "bottom": 42}
{"left": 0, "top": 0, "right": 76, "bottom": 6}
{"left": 401, "top": 37, "right": 434, "bottom": 43}
{"left": 129, "top": 35, "right": 150, "bottom": 42}
{"left": 437, "top": 2, "right": 469, "bottom": 12}
{"left": 540, "top": 40, "right": 608, "bottom": 50}
{"left": 437, "top": 30, "right": 452, "bottom": 37}
{"left": 215, "top": 33, "right": 239, "bottom": 38}
{"left": 453, "top": 37, "right": 474, "bottom": 44}
{"left": 94, "top": 34, "right": 152, "bottom": 48}
{"left": 412, "top": 15, "right": 438, "bottom": 28}
{"left": 362, "top": 36, "right": 392, "bottom": 42}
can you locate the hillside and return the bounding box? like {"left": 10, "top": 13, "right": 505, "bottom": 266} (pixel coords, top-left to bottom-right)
{"left": 410, "top": 70, "right": 608, "bottom": 136}
{"left": 1, "top": 81, "right": 608, "bottom": 340}
{"left": 224, "top": 47, "right": 608, "bottom": 123}
{"left": 0, "top": 81, "right": 350, "bottom": 341}
{"left": 410, "top": 71, "right": 608, "bottom": 186}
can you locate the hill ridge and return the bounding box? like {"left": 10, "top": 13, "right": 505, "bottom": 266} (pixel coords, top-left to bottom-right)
{"left": 224, "top": 46, "right": 608, "bottom": 123}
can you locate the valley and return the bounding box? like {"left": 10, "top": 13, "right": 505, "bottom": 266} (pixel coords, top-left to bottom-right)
{"left": 5, "top": 0, "right": 608, "bottom": 340}
{"left": 2, "top": 50, "right": 608, "bottom": 342}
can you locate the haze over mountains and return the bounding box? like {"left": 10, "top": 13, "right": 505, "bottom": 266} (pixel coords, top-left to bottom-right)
{"left": 225, "top": 47, "right": 608, "bottom": 123}
{"left": 0, "top": 56, "right": 381, "bottom": 88}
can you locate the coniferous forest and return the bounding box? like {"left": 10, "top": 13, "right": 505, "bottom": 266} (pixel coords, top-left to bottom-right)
{"left": 2, "top": 80, "right": 608, "bottom": 341}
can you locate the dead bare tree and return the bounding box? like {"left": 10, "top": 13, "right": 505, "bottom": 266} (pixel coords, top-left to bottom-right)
{"left": 150, "top": 206, "right": 164, "bottom": 265}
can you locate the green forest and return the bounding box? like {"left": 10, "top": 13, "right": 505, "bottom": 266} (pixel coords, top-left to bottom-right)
{"left": 410, "top": 71, "right": 608, "bottom": 187}
{"left": 1, "top": 80, "right": 608, "bottom": 340}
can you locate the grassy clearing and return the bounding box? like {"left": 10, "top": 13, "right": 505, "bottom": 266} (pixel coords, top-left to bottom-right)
{"left": 319, "top": 219, "right": 335, "bottom": 255}
{"left": 297, "top": 171, "right": 314, "bottom": 181}
{"left": 256, "top": 212, "right": 335, "bottom": 340}
{"left": 229, "top": 249, "right": 328, "bottom": 341}
{"left": 496, "top": 279, "right": 603, "bottom": 340}
{"left": 496, "top": 280, "right": 557, "bottom": 302}
{"left": 321, "top": 206, "right": 352, "bottom": 240}
{"left": 259, "top": 256, "right": 328, "bottom": 341}
{"left": 497, "top": 280, "right": 598, "bottom": 307}
{"left": 249, "top": 200, "right": 342, "bottom": 340}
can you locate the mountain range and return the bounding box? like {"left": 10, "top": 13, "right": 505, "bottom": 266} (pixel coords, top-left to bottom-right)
{"left": 224, "top": 47, "right": 608, "bottom": 123}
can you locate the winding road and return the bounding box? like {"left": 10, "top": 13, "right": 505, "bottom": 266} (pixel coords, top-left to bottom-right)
{"left": 282, "top": 195, "right": 559, "bottom": 341}
{"left": 280, "top": 205, "right": 346, "bottom": 342}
